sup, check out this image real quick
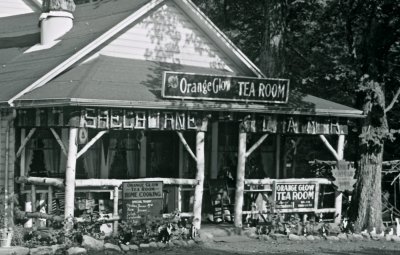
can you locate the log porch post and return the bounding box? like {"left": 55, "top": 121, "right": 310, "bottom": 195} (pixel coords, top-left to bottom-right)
{"left": 193, "top": 130, "right": 205, "bottom": 230}
{"left": 64, "top": 115, "right": 79, "bottom": 229}
{"left": 334, "top": 134, "right": 345, "bottom": 224}
{"left": 192, "top": 117, "right": 208, "bottom": 230}
{"left": 234, "top": 124, "right": 247, "bottom": 228}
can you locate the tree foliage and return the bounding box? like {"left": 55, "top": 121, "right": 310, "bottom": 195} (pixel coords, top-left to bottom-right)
{"left": 194, "top": 0, "right": 400, "bottom": 231}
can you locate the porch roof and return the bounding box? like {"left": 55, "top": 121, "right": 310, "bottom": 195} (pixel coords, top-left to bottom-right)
{"left": 0, "top": 0, "right": 151, "bottom": 104}
{"left": 16, "top": 55, "right": 363, "bottom": 118}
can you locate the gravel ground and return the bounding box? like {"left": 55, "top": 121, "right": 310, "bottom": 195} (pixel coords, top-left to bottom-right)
{"left": 91, "top": 235, "right": 400, "bottom": 255}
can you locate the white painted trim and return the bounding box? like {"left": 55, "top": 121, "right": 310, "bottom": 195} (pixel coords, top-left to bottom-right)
{"left": 7, "top": 0, "right": 165, "bottom": 106}
{"left": 24, "top": 40, "right": 61, "bottom": 54}
{"left": 174, "top": 0, "right": 265, "bottom": 78}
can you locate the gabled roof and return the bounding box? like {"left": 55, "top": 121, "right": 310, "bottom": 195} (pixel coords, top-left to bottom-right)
{"left": 2, "top": 0, "right": 264, "bottom": 106}
{"left": 0, "top": 0, "right": 152, "bottom": 105}
{"left": 0, "top": 0, "right": 363, "bottom": 118}
{"left": 17, "top": 56, "right": 363, "bottom": 118}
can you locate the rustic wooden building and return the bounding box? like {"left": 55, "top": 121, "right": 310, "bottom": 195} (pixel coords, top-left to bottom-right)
{"left": 0, "top": 0, "right": 364, "bottom": 230}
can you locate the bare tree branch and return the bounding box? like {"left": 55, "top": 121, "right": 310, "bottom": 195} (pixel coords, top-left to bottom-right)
{"left": 385, "top": 87, "right": 400, "bottom": 113}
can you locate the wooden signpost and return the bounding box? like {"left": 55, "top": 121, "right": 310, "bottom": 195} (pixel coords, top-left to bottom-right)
{"left": 122, "top": 181, "right": 164, "bottom": 225}
{"left": 274, "top": 182, "right": 318, "bottom": 213}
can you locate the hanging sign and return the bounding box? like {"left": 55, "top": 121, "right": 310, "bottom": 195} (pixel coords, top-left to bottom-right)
{"left": 331, "top": 161, "right": 356, "bottom": 192}
{"left": 274, "top": 182, "right": 317, "bottom": 212}
{"left": 122, "top": 181, "right": 163, "bottom": 225}
{"left": 78, "top": 128, "right": 88, "bottom": 144}
{"left": 162, "top": 71, "right": 289, "bottom": 104}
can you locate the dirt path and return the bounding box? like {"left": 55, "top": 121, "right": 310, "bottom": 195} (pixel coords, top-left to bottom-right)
{"left": 95, "top": 236, "right": 400, "bottom": 255}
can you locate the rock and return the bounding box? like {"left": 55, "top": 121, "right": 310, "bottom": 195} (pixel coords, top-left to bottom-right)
{"left": 139, "top": 243, "right": 150, "bottom": 248}
{"left": 167, "top": 241, "right": 175, "bottom": 247}
{"left": 361, "top": 232, "right": 371, "bottom": 239}
{"left": 81, "top": 235, "right": 104, "bottom": 251}
{"left": 120, "top": 244, "right": 130, "bottom": 252}
{"left": 51, "top": 244, "right": 65, "bottom": 254}
{"left": 149, "top": 241, "right": 158, "bottom": 248}
{"left": 371, "top": 234, "right": 385, "bottom": 241}
{"left": 326, "top": 236, "right": 340, "bottom": 241}
{"left": 260, "top": 235, "right": 270, "bottom": 241}
{"left": 99, "top": 224, "right": 113, "bottom": 237}
{"left": 243, "top": 227, "right": 258, "bottom": 237}
{"left": 349, "top": 234, "right": 364, "bottom": 241}
{"left": 337, "top": 233, "right": 348, "bottom": 240}
{"left": 391, "top": 235, "right": 400, "bottom": 242}
{"left": 157, "top": 242, "right": 167, "bottom": 248}
{"left": 30, "top": 246, "right": 54, "bottom": 255}
{"left": 306, "top": 235, "right": 315, "bottom": 241}
{"left": 197, "top": 229, "right": 213, "bottom": 240}
{"left": 104, "top": 243, "right": 121, "bottom": 252}
{"left": 270, "top": 233, "right": 287, "bottom": 240}
{"left": 248, "top": 233, "right": 258, "bottom": 239}
{"left": 289, "top": 234, "right": 302, "bottom": 241}
{"left": 385, "top": 235, "right": 393, "bottom": 242}
{"left": 0, "top": 246, "right": 30, "bottom": 255}
{"left": 172, "top": 239, "right": 182, "bottom": 246}
{"left": 187, "top": 240, "right": 196, "bottom": 246}
{"left": 181, "top": 240, "right": 189, "bottom": 247}
{"left": 313, "top": 236, "right": 322, "bottom": 241}
{"left": 128, "top": 244, "right": 139, "bottom": 251}
{"left": 66, "top": 247, "right": 87, "bottom": 255}
{"left": 327, "top": 223, "right": 341, "bottom": 235}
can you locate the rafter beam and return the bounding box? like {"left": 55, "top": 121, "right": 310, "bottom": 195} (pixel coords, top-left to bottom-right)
{"left": 177, "top": 131, "right": 197, "bottom": 162}
{"left": 245, "top": 134, "right": 269, "bottom": 158}
{"left": 77, "top": 130, "right": 108, "bottom": 159}
{"left": 16, "top": 128, "right": 36, "bottom": 159}
{"left": 50, "top": 128, "right": 67, "bottom": 156}
{"left": 319, "top": 135, "right": 340, "bottom": 161}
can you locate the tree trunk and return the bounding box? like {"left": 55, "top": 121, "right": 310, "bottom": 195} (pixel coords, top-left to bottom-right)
{"left": 352, "top": 80, "right": 386, "bottom": 233}
{"left": 353, "top": 148, "right": 383, "bottom": 232}
{"left": 260, "top": 0, "right": 286, "bottom": 77}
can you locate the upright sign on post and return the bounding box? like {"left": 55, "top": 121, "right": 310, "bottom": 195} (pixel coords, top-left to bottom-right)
{"left": 274, "top": 182, "right": 317, "bottom": 213}
{"left": 122, "top": 181, "right": 163, "bottom": 225}
{"left": 331, "top": 161, "right": 356, "bottom": 192}
{"left": 162, "top": 71, "right": 290, "bottom": 104}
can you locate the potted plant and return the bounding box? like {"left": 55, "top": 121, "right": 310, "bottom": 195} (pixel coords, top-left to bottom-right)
{"left": 0, "top": 188, "right": 13, "bottom": 247}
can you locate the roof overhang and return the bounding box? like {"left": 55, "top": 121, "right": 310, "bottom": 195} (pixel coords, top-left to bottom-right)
{"left": 13, "top": 98, "right": 365, "bottom": 118}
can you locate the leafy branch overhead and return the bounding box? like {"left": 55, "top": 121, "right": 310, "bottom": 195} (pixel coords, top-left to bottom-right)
{"left": 193, "top": 0, "right": 400, "bottom": 233}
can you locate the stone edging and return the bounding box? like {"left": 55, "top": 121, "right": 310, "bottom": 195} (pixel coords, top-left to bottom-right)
{"left": 0, "top": 239, "right": 197, "bottom": 255}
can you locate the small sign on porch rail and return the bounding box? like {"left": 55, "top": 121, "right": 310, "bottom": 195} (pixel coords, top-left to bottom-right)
{"left": 273, "top": 182, "right": 317, "bottom": 213}
{"left": 122, "top": 181, "right": 163, "bottom": 225}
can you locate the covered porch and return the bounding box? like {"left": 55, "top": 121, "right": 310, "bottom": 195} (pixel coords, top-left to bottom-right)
{"left": 13, "top": 105, "right": 361, "bottom": 232}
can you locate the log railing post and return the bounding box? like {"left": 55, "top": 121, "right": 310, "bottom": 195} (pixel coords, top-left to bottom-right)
{"left": 48, "top": 186, "right": 53, "bottom": 216}
{"left": 64, "top": 126, "right": 79, "bottom": 229}
{"left": 234, "top": 128, "right": 247, "bottom": 228}
{"left": 113, "top": 186, "right": 119, "bottom": 235}
{"left": 24, "top": 193, "right": 33, "bottom": 228}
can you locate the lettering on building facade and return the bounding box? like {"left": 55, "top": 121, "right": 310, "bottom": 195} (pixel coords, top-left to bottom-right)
{"left": 162, "top": 71, "right": 290, "bottom": 104}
